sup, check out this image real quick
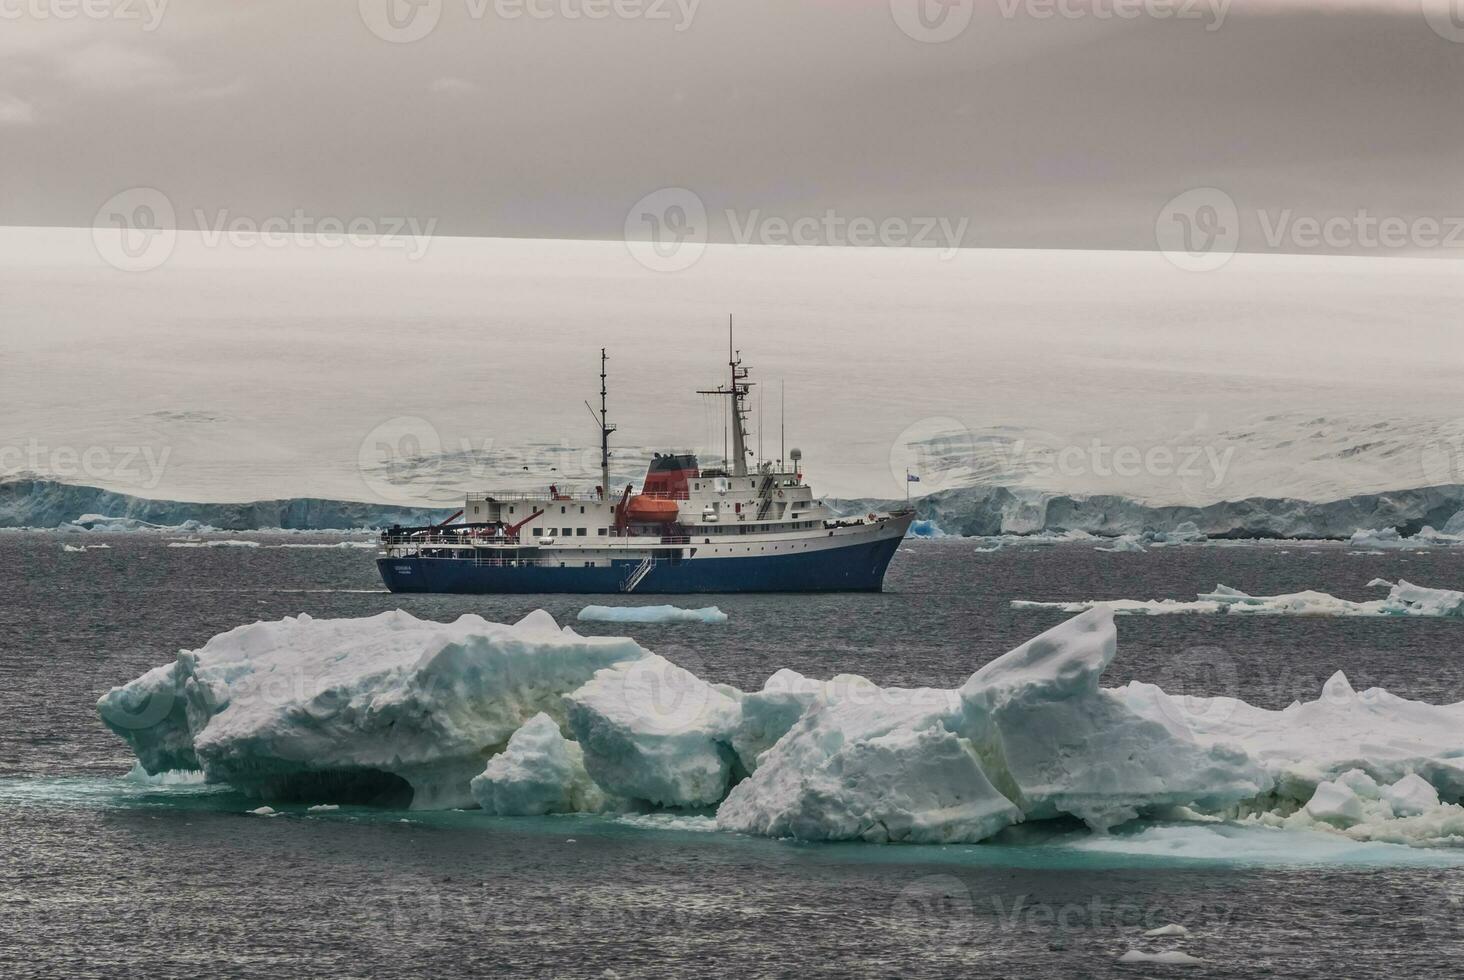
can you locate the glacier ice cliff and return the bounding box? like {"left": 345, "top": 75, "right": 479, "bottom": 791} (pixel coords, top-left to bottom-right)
{"left": 10, "top": 473, "right": 1464, "bottom": 537}
{"left": 1, "top": 475, "right": 452, "bottom": 530}
{"left": 99, "top": 606, "right": 1464, "bottom": 847}
{"left": 838, "top": 483, "right": 1464, "bottom": 540}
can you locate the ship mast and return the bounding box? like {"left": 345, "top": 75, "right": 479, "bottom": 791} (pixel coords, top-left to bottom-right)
{"left": 697, "top": 316, "right": 753, "bottom": 477}
{"left": 586, "top": 348, "right": 616, "bottom": 498}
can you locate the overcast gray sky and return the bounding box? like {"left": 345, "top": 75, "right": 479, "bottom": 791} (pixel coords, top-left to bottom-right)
{"left": 2, "top": 0, "right": 1462, "bottom": 254}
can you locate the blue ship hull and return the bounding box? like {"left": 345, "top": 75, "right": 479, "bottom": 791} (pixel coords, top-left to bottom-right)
{"left": 377, "top": 534, "right": 903, "bottom": 594}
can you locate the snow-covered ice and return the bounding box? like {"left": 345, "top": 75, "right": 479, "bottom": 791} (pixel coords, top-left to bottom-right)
{"left": 577, "top": 605, "right": 728, "bottom": 625}
{"left": 1095, "top": 535, "right": 1146, "bottom": 553}
{"left": 1144, "top": 924, "right": 1191, "bottom": 938}
{"left": 1013, "top": 580, "right": 1464, "bottom": 618}
{"left": 100, "top": 605, "right": 1464, "bottom": 852}
{"left": 1117, "top": 950, "right": 1204, "bottom": 965}
{"left": 166, "top": 539, "right": 261, "bottom": 549}
{"left": 470, "top": 712, "right": 611, "bottom": 815}
{"left": 565, "top": 654, "right": 742, "bottom": 807}
{"left": 98, "top": 609, "right": 648, "bottom": 809}
{"left": 1350, "top": 523, "right": 1464, "bottom": 550}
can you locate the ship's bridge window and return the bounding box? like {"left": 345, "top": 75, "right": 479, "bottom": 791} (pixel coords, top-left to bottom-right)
{"left": 598, "top": 528, "right": 608, "bottom": 536}
{"left": 576, "top": 528, "right": 587, "bottom": 536}
{"left": 530, "top": 527, "right": 541, "bottom": 537}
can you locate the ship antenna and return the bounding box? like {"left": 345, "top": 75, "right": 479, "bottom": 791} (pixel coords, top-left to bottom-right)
{"left": 780, "top": 379, "right": 786, "bottom": 474}
{"left": 591, "top": 348, "right": 614, "bottom": 499}
{"left": 697, "top": 315, "right": 753, "bottom": 477}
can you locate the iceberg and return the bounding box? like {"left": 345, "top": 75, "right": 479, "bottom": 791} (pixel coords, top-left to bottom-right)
{"left": 98, "top": 609, "right": 648, "bottom": 809}
{"left": 1013, "top": 580, "right": 1464, "bottom": 619}
{"left": 99, "top": 605, "right": 1464, "bottom": 848}
{"left": 470, "top": 712, "right": 611, "bottom": 815}
{"left": 1117, "top": 950, "right": 1205, "bottom": 966}
{"left": 718, "top": 610, "right": 1265, "bottom": 841}
{"left": 1350, "top": 524, "right": 1464, "bottom": 549}
{"left": 564, "top": 654, "right": 742, "bottom": 807}
{"left": 577, "top": 605, "right": 728, "bottom": 625}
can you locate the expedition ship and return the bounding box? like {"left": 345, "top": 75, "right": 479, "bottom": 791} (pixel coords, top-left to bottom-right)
{"left": 377, "top": 336, "right": 913, "bottom": 594}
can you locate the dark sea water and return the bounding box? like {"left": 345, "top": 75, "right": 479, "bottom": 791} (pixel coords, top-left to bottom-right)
{"left": 3, "top": 533, "right": 1464, "bottom": 978}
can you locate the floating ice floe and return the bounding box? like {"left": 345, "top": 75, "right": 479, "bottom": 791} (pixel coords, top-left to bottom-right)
{"left": 1349, "top": 525, "right": 1464, "bottom": 550}
{"left": 269, "top": 541, "right": 378, "bottom": 550}
{"left": 1012, "top": 579, "right": 1464, "bottom": 619}
{"left": 1095, "top": 534, "right": 1147, "bottom": 553}
{"left": 65, "top": 514, "right": 219, "bottom": 533}
{"left": 100, "top": 605, "right": 1464, "bottom": 849}
{"left": 1117, "top": 950, "right": 1204, "bottom": 966}
{"left": 577, "top": 605, "right": 728, "bottom": 625}
{"left": 166, "top": 539, "right": 262, "bottom": 548}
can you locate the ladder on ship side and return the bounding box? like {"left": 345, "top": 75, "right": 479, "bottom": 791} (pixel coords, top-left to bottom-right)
{"left": 621, "top": 555, "right": 656, "bottom": 593}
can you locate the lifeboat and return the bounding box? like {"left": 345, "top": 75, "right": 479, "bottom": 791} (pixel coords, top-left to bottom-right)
{"left": 623, "top": 495, "right": 680, "bottom": 524}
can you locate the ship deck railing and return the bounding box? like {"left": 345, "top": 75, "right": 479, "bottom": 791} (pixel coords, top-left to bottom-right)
{"left": 464, "top": 489, "right": 606, "bottom": 503}
{"left": 381, "top": 531, "right": 696, "bottom": 550}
